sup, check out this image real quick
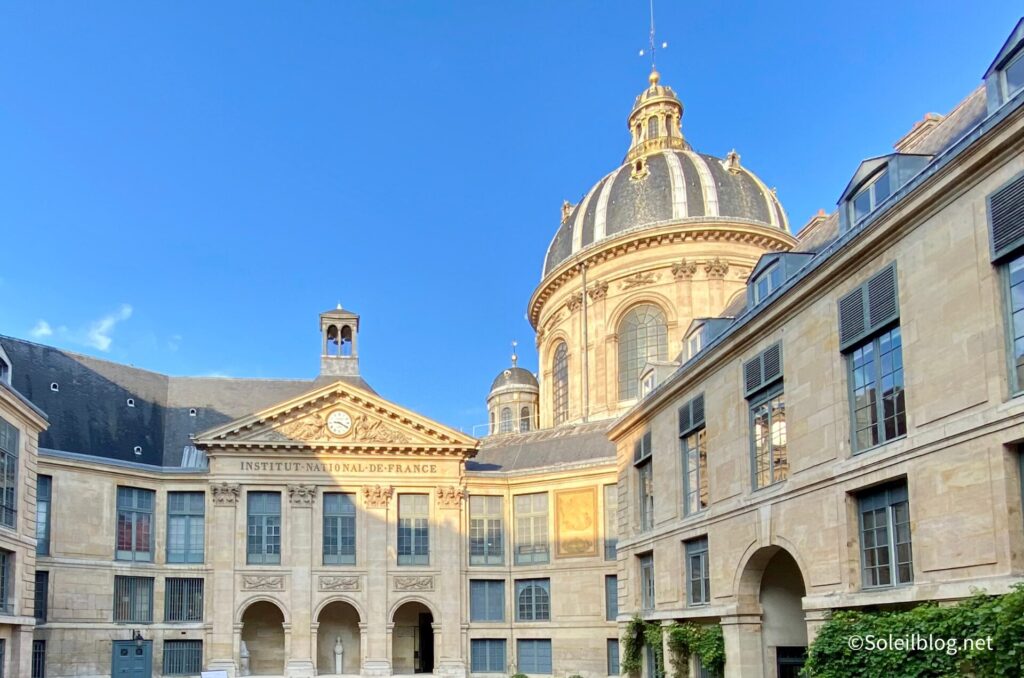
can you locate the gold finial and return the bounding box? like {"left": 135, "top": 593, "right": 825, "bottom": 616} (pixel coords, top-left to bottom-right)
{"left": 649, "top": 68, "right": 660, "bottom": 86}
{"left": 511, "top": 340, "right": 518, "bottom": 368}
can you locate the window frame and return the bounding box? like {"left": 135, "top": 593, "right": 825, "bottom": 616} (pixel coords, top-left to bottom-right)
{"left": 323, "top": 492, "right": 357, "bottom": 566}
{"left": 681, "top": 428, "right": 708, "bottom": 517}
{"left": 31, "top": 639, "right": 45, "bottom": 678}
{"left": 166, "top": 491, "right": 205, "bottom": 564}
{"left": 685, "top": 537, "right": 710, "bottom": 607}
{"left": 516, "top": 639, "right": 553, "bottom": 674}
{"left": 552, "top": 342, "right": 570, "bottom": 425}
{"left": 246, "top": 491, "right": 282, "bottom": 566}
{"left": 397, "top": 493, "right": 430, "bottom": 566}
{"left": 0, "top": 550, "right": 11, "bottom": 615}
{"left": 607, "top": 638, "right": 621, "bottom": 676}
{"left": 639, "top": 553, "right": 655, "bottom": 612}
{"left": 36, "top": 475, "right": 52, "bottom": 556}
{"left": 618, "top": 305, "right": 669, "bottom": 401}
{"left": 0, "top": 418, "right": 18, "bottom": 530}
{"left": 858, "top": 481, "right": 914, "bottom": 589}
{"left": 1000, "top": 47, "right": 1024, "bottom": 102}
{"left": 1003, "top": 254, "right": 1024, "bottom": 396}
{"left": 603, "top": 484, "right": 617, "bottom": 560}
{"left": 499, "top": 407, "right": 514, "bottom": 434}
{"left": 469, "top": 495, "right": 504, "bottom": 566}
{"left": 34, "top": 570, "right": 48, "bottom": 623}
{"left": 469, "top": 579, "right": 505, "bottom": 623}
{"left": 513, "top": 493, "right": 549, "bottom": 565}
{"left": 163, "top": 639, "right": 203, "bottom": 676}
{"left": 116, "top": 486, "right": 155, "bottom": 562}
{"left": 470, "top": 638, "right": 507, "bottom": 673}
{"left": 849, "top": 168, "right": 892, "bottom": 225}
{"left": 604, "top": 574, "right": 618, "bottom": 621}
{"left": 164, "top": 577, "right": 204, "bottom": 623}
{"left": 113, "top": 575, "right": 154, "bottom": 623}
{"left": 748, "top": 383, "right": 787, "bottom": 490}
{"left": 846, "top": 326, "right": 907, "bottom": 453}
{"left": 752, "top": 262, "right": 783, "bottom": 305}
{"left": 515, "top": 578, "right": 551, "bottom": 622}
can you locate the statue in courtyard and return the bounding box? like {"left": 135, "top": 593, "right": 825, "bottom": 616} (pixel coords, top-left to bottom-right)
{"left": 240, "top": 640, "right": 251, "bottom": 676}
{"left": 334, "top": 636, "right": 345, "bottom": 674}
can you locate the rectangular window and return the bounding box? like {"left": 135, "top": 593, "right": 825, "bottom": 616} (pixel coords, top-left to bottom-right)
{"left": 607, "top": 639, "right": 620, "bottom": 675}
{"left": 470, "top": 638, "right": 506, "bottom": 673}
{"left": 0, "top": 639, "right": 5, "bottom": 678}
{"left": 1004, "top": 49, "right": 1024, "bottom": 102}
{"left": 469, "top": 580, "right": 505, "bottom": 622}
{"left": 685, "top": 536, "right": 710, "bottom": 606}
{"left": 851, "top": 169, "right": 890, "bottom": 224}
{"left": 167, "top": 491, "right": 205, "bottom": 564}
{"left": 515, "top": 578, "right": 551, "bottom": 621}
{"left": 750, "top": 386, "right": 787, "bottom": 489}
{"left": 859, "top": 481, "right": 913, "bottom": 588}
{"left": 605, "top": 575, "right": 618, "bottom": 621}
{"left": 0, "top": 549, "right": 12, "bottom": 614}
{"left": 639, "top": 553, "right": 655, "bottom": 611}
{"left": 323, "top": 492, "right": 357, "bottom": 565}
{"left": 165, "top": 577, "right": 204, "bottom": 622}
{"left": 113, "top": 575, "right": 154, "bottom": 623}
{"left": 1006, "top": 254, "right": 1024, "bottom": 392}
{"left": 517, "top": 639, "right": 552, "bottom": 674}
{"left": 31, "top": 640, "right": 45, "bottom": 678}
{"left": 603, "top": 484, "right": 618, "bottom": 560}
{"left": 469, "top": 495, "right": 504, "bottom": 566}
{"left": 246, "top": 492, "right": 281, "bottom": 565}
{"left": 36, "top": 475, "right": 51, "bottom": 556}
{"left": 397, "top": 494, "right": 429, "bottom": 565}
{"left": 635, "top": 430, "right": 654, "bottom": 531}
{"left": 116, "top": 486, "right": 155, "bottom": 562}
{"left": 514, "top": 493, "right": 549, "bottom": 565}
{"left": 163, "top": 640, "right": 203, "bottom": 675}
{"left": 0, "top": 418, "right": 18, "bottom": 529}
{"left": 753, "top": 262, "right": 784, "bottom": 304}
{"left": 34, "top": 570, "right": 48, "bottom": 622}
{"left": 680, "top": 393, "right": 708, "bottom": 515}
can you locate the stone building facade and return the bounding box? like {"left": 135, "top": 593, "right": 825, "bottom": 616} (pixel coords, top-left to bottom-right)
{"left": 0, "top": 16, "right": 1023, "bottom": 678}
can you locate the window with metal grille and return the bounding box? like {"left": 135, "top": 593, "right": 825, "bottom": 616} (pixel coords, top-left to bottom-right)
{"left": 859, "top": 481, "right": 913, "bottom": 588}
{"left": 605, "top": 575, "right": 618, "bottom": 621}
{"left": 470, "top": 638, "right": 506, "bottom": 673}
{"left": 165, "top": 577, "right": 203, "bottom": 622}
{"left": 515, "top": 578, "right": 550, "bottom": 621}
{"left": 397, "top": 494, "right": 429, "bottom": 565}
{"left": 750, "top": 385, "right": 787, "bottom": 489}
{"left": 34, "top": 570, "right": 48, "bottom": 622}
{"left": 246, "top": 492, "right": 281, "bottom": 565}
{"left": 552, "top": 342, "right": 569, "bottom": 425}
{"left": 167, "top": 491, "right": 205, "bottom": 563}
{"left": 0, "top": 549, "right": 12, "bottom": 614}
{"left": 469, "top": 580, "right": 504, "bottom": 622}
{"left": 36, "top": 475, "right": 51, "bottom": 556}
{"left": 685, "top": 536, "right": 710, "bottom": 606}
{"left": 113, "top": 576, "right": 153, "bottom": 623}
{"left": 680, "top": 394, "right": 708, "bottom": 515}
{"left": 323, "top": 493, "right": 356, "bottom": 565}
{"left": 469, "top": 495, "right": 503, "bottom": 566}
{"left": 517, "top": 639, "right": 552, "bottom": 674}
{"left": 607, "top": 639, "right": 620, "bottom": 675}
{"left": 116, "top": 486, "right": 154, "bottom": 562}
{"left": 639, "top": 553, "right": 655, "bottom": 611}
{"left": 513, "top": 493, "right": 548, "bottom": 565}
{"left": 618, "top": 305, "right": 668, "bottom": 400}
{"left": 0, "top": 418, "right": 18, "bottom": 529}
{"left": 163, "top": 640, "right": 202, "bottom": 675}
{"left": 603, "top": 484, "right": 617, "bottom": 560}
{"left": 31, "top": 640, "right": 45, "bottom": 678}
{"left": 499, "top": 407, "right": 513, "bottom": 434}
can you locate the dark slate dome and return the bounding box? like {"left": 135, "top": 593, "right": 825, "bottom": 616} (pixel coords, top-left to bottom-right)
{"left": 489, "top": 366, "right": 539, "bottom": 393}
{"left": 543, "top": 148, "right": 789, "bottom": 276}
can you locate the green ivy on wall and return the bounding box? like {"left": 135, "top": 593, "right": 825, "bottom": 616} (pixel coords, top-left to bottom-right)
{"left": 621, "top": 616, "right": 725, "bottom": 677}
{"left": 805, "top": 584, "right": 1024, "bottom": 677}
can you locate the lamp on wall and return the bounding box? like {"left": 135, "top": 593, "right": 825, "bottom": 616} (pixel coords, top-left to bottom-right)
{"left": 132, "top": 630, "right": 144, "bottom": 648}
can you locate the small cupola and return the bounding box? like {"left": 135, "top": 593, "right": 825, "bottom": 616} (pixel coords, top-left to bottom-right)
{"left": 486, "top": 342, "right": 539, "bottom": 436}
{"left": 320, "top": 304, "right": 360, "bottom": 377}
{"left": 625, "top": 67, "right": 690, "bottom": 163}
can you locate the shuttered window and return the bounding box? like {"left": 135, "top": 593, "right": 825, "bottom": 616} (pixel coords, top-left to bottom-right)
{"left": 469, "top": 580, "right": 504, "bottom": 622}
{"left": 470, "top": 639, "right": 506, "bottom": 673}
{"left": 837, "top": 264, "right": 899, "bottom": 351}
{"left": 680, "top": 394, "right": 708, "bottom": 516}
{"left": 517, "top": 639, "right": 552, "bottom": 674}
{"left": 742, "top": 343, "right": 783, "bottom": 398}
{"left": 989, "top": 171, "right": 1024, "bottom": 263}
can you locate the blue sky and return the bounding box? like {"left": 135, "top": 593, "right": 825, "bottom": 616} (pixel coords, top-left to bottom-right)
{"left": 1, "top": 2, "right": 1020, "bottom": 433}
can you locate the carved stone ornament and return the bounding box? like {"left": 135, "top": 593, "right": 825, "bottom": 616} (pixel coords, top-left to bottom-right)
{"left": 620, "top": 270, "right": 659, "bottom": 290}
{"left": 566, "top": 292, "right": 583, "bottom": 313}
{"left": 273, "top": 408, "right": 411, "bottom": 445}
{"left": 277, "top": 412, "right": 329, "bottom": 440}
{"left": 288, "top": 484, "right": 317, "bottom": 506}
{"left": 671, "top": 258, "right": 698, "bottom": 280}
{"left": 588, "top": 280, "right": 609, "bottom": 300}
{"left": 561, "top": 200, "right": 575, "bottom": 223}
{"left": 704, "top": 257, "right": 730, "bottom": 279}
{"left": 210, "top": 483, "right": 240, "bottom": 505}
{"left": 319, "top": 575, "right": 360, "bottom": 592}
{"left": 435, "top": 485, "right": 464, "bottom": 509}
{"left": 362, "top": 484, "right": 394, "bottom": 509}
{"left": 394, "top": 576, "right": 434, "bottom": 592}
{"left": 535, "top": 328, "right": 546, "bottom": 348}
{"left": 350, "top": 414, "right": 411, "bottom": 444}
{"left": 242, "top": 576, "right": 284, "bottom": 591}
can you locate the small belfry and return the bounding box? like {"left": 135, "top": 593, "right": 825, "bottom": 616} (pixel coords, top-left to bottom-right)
{"left": 486, "top": 340, "right": 539, "bottom": 435}
{"left": 320, "top": 303, "right": 360, "bottom": 377}
{"left": 625, "top": 68, "right": 689, "bottom": 163}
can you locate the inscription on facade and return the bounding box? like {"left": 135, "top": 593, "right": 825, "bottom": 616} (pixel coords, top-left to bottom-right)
{"left": 238, "top": 460, "right": 440, "bottom": 474}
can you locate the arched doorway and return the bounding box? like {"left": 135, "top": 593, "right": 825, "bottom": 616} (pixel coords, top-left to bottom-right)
{"left": 741, "top": 546, "right": 808, "bottom": 678}
{"left": 317, "top": 600, "right": 361, "bottom": 675}
{"left": 391, "top": 601, "right": 434, "bottom": 675}
{"left": 240, "top": 600, "right": 286, "bottom": 676}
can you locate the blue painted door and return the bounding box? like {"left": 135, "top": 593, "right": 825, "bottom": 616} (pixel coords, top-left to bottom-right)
{"left": 112, "top": 641, "right": 152, "bottom": 678}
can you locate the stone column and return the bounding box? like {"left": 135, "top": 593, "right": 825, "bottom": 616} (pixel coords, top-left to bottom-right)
{"left": 361, "top": 485, "right": 394, "bottom": 677}
{"left": 309, "top": 622, "right": 319, "bottom": 673}
{"left": 285, "top": 485, "right": 317, "bottom": 677}
{"left": 720, "top": 613, "right": 764, "bottom": 678}
{"left": 207, "top": 483, "right": 241, "bottom": 676}
{"left": 434, "top": 485, "right": 467, "bottom": 678}
{"left": 12, "top": 626, "right": 33, "bottom": 678}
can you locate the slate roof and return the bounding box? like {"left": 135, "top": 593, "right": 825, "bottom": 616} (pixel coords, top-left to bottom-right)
{"left": 489, "top": 366, "right": 539, "bottom": 392}
{"left": 467, "top": 420, "right": 616, "bottom": 474}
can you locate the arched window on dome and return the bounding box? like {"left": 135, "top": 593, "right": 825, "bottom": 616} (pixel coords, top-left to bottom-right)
{"left": 499, "top": 407, "right": 514, "bottom": 434}
{"left": 552, "top": 342, "right": 569, "bottom": 425}
{"left": 618, "top": 304, "right": 668, "bottom": 400}
{"left": 520, "top": 407, "right": 531, "bottom": 433}
{"left": 647, "top": 116, "right": 659, "bottom": 139}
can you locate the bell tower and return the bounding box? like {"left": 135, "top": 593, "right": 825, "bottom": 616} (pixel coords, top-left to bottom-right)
{"left": 320, "top": 304, "right": 360, "bottom": 377}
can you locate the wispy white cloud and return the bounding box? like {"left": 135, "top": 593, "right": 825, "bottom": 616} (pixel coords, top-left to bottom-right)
{"left": 83, "top": 304, "right": 133, "bottom": 352}
{"left": 167, "top": 334, "right": 182, "bottom": 352}
{"left": 29, "top": 320, "right": 53, "bottom": 338}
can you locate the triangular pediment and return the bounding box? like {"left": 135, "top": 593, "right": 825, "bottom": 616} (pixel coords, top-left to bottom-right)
{"left": 194, "top": 379, "right": 478, "bottom": 456}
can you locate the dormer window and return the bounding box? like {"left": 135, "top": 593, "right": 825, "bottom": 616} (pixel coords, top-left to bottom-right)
{"left": 685, "top": 327, "right": 704, "bottom": 361}
{"left": 1003, "top": 49, "right": 1024, "bottom": 101}
{"left": 851, "top": 169, "right": 891, "bottom": 225}
{"left": 752, "top": 262, "right": 784, "bottom": 305}
{"left": 985, "top": 19, "right": 1024, "bottom": 113}
{"left": 0, "top": 359, "right": 8, "bottom": 385}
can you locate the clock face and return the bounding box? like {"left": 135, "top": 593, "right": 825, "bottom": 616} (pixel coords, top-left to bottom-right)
{"left": 326, "top": 409, "right": 352, "bottom": 436}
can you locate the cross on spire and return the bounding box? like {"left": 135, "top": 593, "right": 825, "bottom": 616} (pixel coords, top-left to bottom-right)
{"left": 511, "top": 340, "right": 518, "bottom": 368}
{"left": 638, "top": 0, "right": 668, "bottom": 70}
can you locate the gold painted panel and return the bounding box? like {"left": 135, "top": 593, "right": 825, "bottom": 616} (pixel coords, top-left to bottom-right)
{"left": 555, "top": 486, "right": 598, "bottom": 558}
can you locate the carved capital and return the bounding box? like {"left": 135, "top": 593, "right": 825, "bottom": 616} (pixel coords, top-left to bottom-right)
{"left": 566, "top": 292, "right": 583, "bottom": 313}
{"left": 287, "top": 484, "right": 317, "bottom": 506}
{"left": 362, "top": 484, "right": 394, "bottom": 509}
{"left": 587, "top": 280, "right": 609, "bottom": 301}
{"left": 210, "top": 483, "right": 240, "bottom": 506}
{"left": 435, "top": 485, "right": 464, "bottom": 509}
{"left": 704, "top": 257, "right": 729, "bottom": 279}
{"left": 242, "top": 575, "right": 283, "bottom": 591}
{"left": 671, "top": 258, "right": 698, "bottom": 280}
{"left": 319, "top": 575, "right": 360, "bottom": 592}
{"left": 394, "top": 575, "right": 434, "bottom": 592}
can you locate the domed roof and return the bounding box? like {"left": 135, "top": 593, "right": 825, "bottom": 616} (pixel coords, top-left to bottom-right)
{"left": 489, "top": 366, "right": 539, "bottom": 393}
{"left": 543, "top": 148, "right": 789, "bottom": 276}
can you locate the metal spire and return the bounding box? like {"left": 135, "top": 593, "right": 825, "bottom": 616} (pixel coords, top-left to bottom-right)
{"left": 638, "top": 0, "right": 667, "bottom": 70}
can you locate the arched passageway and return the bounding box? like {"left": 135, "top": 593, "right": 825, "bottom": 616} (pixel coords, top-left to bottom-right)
{"left": 758, "top": 549, "right": 808, "bottom": 678}
{"left": 392, "top": 601, "right": 434, "bottom": 675}
{"left": 240, "top": 600, "right": 286, "bottom": 675}
{"left": 317, "top": 600, "right": 361, "bottom": 675}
